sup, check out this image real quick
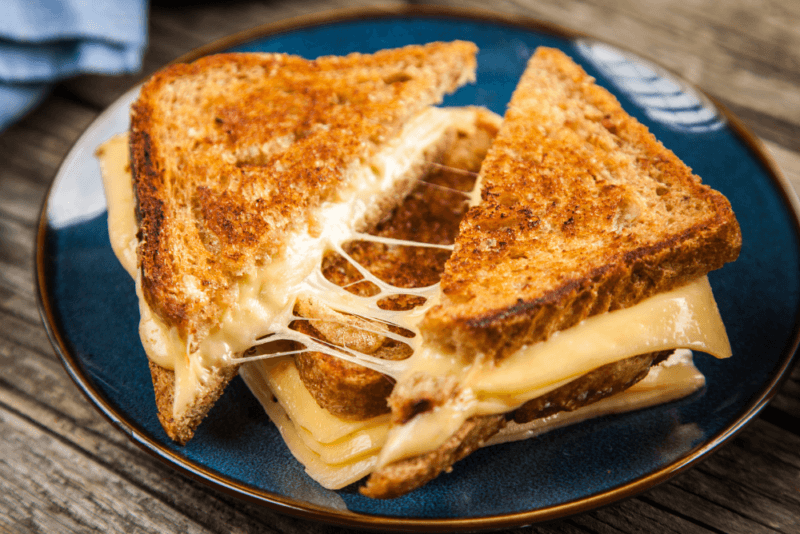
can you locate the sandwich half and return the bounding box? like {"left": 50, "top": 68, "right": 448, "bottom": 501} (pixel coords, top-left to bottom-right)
{"left": 240, "top": 46, "right": 739, "bottom": 498}
{"left": 358, "top": 47, "right": 741, "bottom": 498}
{"left": 98, "top": 42, "right": 479, "bottom": 444}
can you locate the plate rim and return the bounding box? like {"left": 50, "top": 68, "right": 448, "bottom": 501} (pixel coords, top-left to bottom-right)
{"left": 34, "top": 5, "right": 800, "bottom": 531}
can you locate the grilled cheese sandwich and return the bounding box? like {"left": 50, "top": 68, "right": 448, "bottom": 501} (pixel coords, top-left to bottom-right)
{"left": 356, "top": 49, "right": 739, "bottom": 499}
{"left": 99, "top": 44, "right": 740, "bottom": 498}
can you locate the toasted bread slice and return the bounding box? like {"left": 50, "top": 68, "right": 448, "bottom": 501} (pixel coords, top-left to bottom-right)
{"left": 360, "top": 47, "right": 741, "bottom": 498}
{"left": 421, "top": 47, "right": 741, "bottom": 361}
{"left": 127, "top": 42, "right": 478, "bottom": 443}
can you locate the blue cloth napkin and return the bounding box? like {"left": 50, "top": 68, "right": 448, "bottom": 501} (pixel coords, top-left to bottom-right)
{"left": 0, "top": 0, "right": 147, "bottom": 132}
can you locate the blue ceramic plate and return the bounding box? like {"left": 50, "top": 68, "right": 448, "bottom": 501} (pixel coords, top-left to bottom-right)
{"left": 37, "top": 7, "right": 800, "bottom": 531}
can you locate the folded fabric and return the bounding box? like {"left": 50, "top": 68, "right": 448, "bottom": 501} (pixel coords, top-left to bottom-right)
{"left": 0, "top": 0, "right": 148, "bottom": 132}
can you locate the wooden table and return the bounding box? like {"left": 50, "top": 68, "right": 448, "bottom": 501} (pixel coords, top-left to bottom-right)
{"left": 2, "top": 1, "right": 799, "bottom": 532}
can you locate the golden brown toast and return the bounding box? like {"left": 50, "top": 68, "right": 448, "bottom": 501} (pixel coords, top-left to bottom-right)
{"left": 421, "top": 47, "right": 741, "bottom": 361}
{"left": 128, "top": 42, "right": 479, "bottom": 443}
{"left": 360, "top": 48, "right": 741, "bottom": 498}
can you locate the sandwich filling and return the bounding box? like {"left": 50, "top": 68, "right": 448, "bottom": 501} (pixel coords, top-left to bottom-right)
{"left": 240, "top": 270, "right": 728, "bottom": 488}
{"left": 100, "top": 106, "right": 459, "bottom": 417}
{"left": 240, "top": 348, "right": 705, "bottom": 489}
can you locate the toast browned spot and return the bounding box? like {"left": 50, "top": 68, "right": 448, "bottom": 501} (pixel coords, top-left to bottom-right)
{"left": 360, "top": 47, "right": 740, "bottom": 498}
{"left": 127, "top": 42, "right": 479, "bottom": 443}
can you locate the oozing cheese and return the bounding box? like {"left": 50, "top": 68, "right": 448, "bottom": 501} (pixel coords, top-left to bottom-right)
{"left": 98, "top": 106, "right": 458, "bottom": 417}
{"left": 97, "top": 134, "right": 138, "bottom": 277}
{"left": 265, "top": 358, "right": 390, "bottom": 447}
{"left": 375, "top": 276, "right": 729, "bottom": 466}
{"left": 241, "top": 274, "right": 728, "bottom": 477}
{"left": 98, "top": 133, "right": 188, "bottom": 378}
{"left": 239, "top": 349, "right": 706, "bottom": 489}
{"left": 485, "top": 349, "right": 706, "bottom": 446}
{"left": 239, "top": 361, "right": 381, "bottom": 488}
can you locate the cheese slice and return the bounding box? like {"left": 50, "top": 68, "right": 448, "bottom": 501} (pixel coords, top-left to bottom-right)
{"left": 263, "top": 358, "right": 390, "bottom": 446}
{"left": 97, "top": 133, "right": 188, "bottom": 375}
{"left": 240, "top": 348, "right": 705, "bottom": 489}
{"left": 485, "top": 349, "right": 706, "bottom": 445}
{"left": 239, "top": 361, "right": 380, "bottom": 489}
{"left": 96, "top": 134, "right": 138, "bottom": 277}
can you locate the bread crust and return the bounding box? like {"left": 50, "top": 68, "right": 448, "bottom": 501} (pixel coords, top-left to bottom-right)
{"left": 292, "top": 320, "right": 399, "bottom": 421}
{"left": 361, "top": 350, "right": 670, "bottom": 498}
{"left": 421, "top": 47, "right": 741, "bottom": 360}
{"left": 359, "top": 414, "right": 506, "bottom": 499}
{"left": 148, "top": 360, "right": 240, "bottom": 445}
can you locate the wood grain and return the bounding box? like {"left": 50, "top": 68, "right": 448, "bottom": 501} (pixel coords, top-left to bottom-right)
{"left": 1, "top": 0, "right": 799, "bottom": 532}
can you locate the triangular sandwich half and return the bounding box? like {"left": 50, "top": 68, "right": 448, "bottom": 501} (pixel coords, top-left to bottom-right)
{"left": 360, "top": 47, "right": 741, "bottom": 498}
{"left": 99, "top": 42, "right": 479, "bottom": 444}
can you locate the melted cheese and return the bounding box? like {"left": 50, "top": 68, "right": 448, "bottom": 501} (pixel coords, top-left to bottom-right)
{"left": 263, "top": 358, "right": 390, "bottom": 446}
{"left": 240, "top": 349, "right": 705, "bottom": 489}
{"left": 97, "top": 134, "right": 138, "bottom": 277}
{"left": 239, "top": 361, "right": 379, "bottom": 488}
{"left": 97, "top": 133, "right": 188, "bottom": 374}
{"left": 98, "top": 106, "right": 458, "bottom": 418}
{"left": 485, "top": 349, "right": 706, "bottom": 446}
{"left": 375, "top": 275, "right": 729, "bottom": 466}
{"left": 241, "top": 275, "right": 729, "bottom": 474}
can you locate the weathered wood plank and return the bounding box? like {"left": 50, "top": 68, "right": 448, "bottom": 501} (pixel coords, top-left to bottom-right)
{"left": 0, "top": 95, "right": 97, "bottom": 187}
{"left": 60, "top": 0, "right": 407, "bottom": 110}
{"left": 0, "top": 172, "right": 47, "bottom": 229}
{"left": 765, "top": 140, "right": 800, "bottom": 197}
{"left": 768, "top": 373, "right": 800, "bottom": 429}
{"left": 0, "top": 403, "right": 212, "bottom": 534}
{"left": 578, "top": 498, "right": 720, "bottom": 534}
{"left": 0, "top": 384, "right": 329, "bottom": 534}
{"left": 0, "top": 217, "right": 35, "bottom": 282}
{"left": 641, "top": 484, "right": 782, "bottom": 534}
{"left": 577, "top": 419, "right": 800, "bottom": 534}
{"left": 426, "top": 0, "right": 800, "bottom": 150}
